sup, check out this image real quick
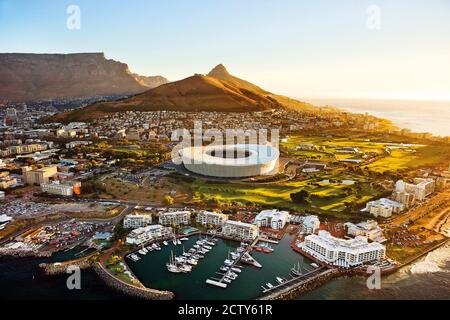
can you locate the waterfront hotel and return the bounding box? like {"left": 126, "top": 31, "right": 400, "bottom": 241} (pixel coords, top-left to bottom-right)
{"left": 126, "top": 225, "right": 173, "bottom": 245}
{"left": 158, "top": 211, "right": 191, "bottom": 226}
{"left": 221, "top": 220, "right": 259, "bottom": 241}
{"left": 196, "top": 210, "right": 228, "bottom": 226}
{"left": 299, "top": 231, "right": 386, "bottom": 268}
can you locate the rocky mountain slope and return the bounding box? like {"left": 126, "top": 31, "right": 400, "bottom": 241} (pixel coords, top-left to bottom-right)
{"left": 49, "top": 64, "right": 317, "bottom": 122}
{"left": 0, "top": 53, "right": 167, "bottom": 103}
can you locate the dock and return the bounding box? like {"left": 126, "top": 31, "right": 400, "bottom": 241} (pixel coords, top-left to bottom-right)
{"left": 206, "top": 279, "right": 227, "bottom": 289}
{"left": 258, "top": 267, "right": 339, "bottom": 300}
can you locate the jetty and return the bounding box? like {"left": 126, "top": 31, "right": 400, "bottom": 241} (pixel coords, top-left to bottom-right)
{"left": 258, "top": 267, "right": 339, "bottom": 300}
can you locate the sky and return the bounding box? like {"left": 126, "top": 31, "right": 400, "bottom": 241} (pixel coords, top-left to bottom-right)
{"left": 1, "top": 0, "right": 450, "bottom": 101}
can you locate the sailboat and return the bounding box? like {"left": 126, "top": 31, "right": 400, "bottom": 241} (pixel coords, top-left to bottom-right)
{"left": 291, "top": 262, "right": 303, "bottom": 277}
{"left": 166, "top": 251, "right": 180, "bottom": 273}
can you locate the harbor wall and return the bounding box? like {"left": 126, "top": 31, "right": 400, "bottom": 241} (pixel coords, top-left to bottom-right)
{"left": 259, "top": 269, "right": 341, "bottom": 300}
{"left": 93, "top": 263, "right": 174, "bottom": 300}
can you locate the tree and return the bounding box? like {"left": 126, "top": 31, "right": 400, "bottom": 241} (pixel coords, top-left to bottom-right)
{"left": 164, "top": 195, "right": 175, "bottom": 206}
{"left": 290, "top": 190, "right": 310, "bottom": 204}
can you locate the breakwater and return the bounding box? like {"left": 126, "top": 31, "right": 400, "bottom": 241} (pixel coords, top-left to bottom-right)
{"left": 93, "top": 263, "right": 174, "bottom": 300}
{"left": 258, "top": 268, "right": 341, "bottom": 300}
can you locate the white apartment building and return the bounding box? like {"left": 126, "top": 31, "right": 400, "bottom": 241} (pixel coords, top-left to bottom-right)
{"left": 158, "top": 211, "right": 191, "bottom": 226}
{"left": 301, "top": 215, "right": 320, "bottom": 234}
{"left": 40, "top": 181, "right": 79, "bottom": 196}
{"left": 126, "top": 225, "right": 173, "bottom": 245}
{"left": 364, "top": 198, "right": 404, "bottom": 218}
{"left": 222, "top": 220, "right": 259, "bottom": 241}
{"left": 345, "top": 220, "right": 387, "bottom": 243}
{"left": 300, "top": 230, "right": 386, "bottom": 268}
{"left": 196, "top": 210, "right": 228, "bottom": 226}
{"left": 123, "top": 214, "right": 153, "bottom": 229}
{"left": 395, "top": 179, "right": 435, "bottom": 202}
{"left": 254, "top": 209, "right": 290, "bottom": 230}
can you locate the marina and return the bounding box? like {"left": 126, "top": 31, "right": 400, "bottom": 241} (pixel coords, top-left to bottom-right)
{"left": 127, "top": 234, "right": 315, "bottom": 300}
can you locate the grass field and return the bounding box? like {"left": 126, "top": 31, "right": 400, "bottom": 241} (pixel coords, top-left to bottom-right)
{"left": 366, "top": 144, "right": 450, "bottom": 173}
{"left": 187, "top": 172, "right": 381, "bottom": 218}
{"left": 282, "top": 135, "right": 450, "bottom": 174}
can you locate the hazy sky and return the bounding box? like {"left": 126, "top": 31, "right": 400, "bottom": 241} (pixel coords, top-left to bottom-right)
{"left": 1, "top": 0, "right": 450, "bottom": 101}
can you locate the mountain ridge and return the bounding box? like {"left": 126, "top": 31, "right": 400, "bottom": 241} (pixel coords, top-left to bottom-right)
{"left": 0, "top": 52, "right": 169, "bottom": 103}
{"left": 47, "top": 64, "right": 319, "bottom": 123}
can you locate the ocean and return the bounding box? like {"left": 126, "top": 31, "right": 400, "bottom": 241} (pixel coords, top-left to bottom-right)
{"left": 305, "top": 98, "right": 450, "bottom": 137}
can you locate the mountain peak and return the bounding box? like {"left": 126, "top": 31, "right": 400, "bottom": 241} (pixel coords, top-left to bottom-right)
{"left": 208, "top": 64, "right": 230, "bottom": 78}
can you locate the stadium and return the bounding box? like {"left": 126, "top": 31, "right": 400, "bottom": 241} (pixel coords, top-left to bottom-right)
{"left": 180, "top": 144, "right": 280, "bottom": 178}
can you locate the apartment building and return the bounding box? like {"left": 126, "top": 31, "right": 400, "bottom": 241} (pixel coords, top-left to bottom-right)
{"left": 196, "top": 210, "right": 228, "bottom": 226}
{"left": 222, "top": 220, "right": 259, "bottom": 241}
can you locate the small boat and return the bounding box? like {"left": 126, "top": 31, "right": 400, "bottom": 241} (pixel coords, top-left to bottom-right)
{"left": 167, "top": 265, "right": 180, "bottom": 273}
{"left": 177, "top": 239, "right": 182, "bottom": 245}
{"left": 173, "top": 239, "right": 177, "bottom": 245}
{"left": 187, "top": 258, "right": 198, "bottom": 266}
{"left": 276, "top": 277, "right": 285, "bottom": 284}
{"left": 188, "top": 248, "right": 196, "bottom": 253}
{"left": 227, "top": 273, "right": 238, "bottom": 280}
{"left": 201, "top": 248, "right": 210, "bottom": 253}
{"left": 179, "top": 264, "right": 192, "bottom": 273}
{"left": 180, "top": 238, "right": 189, "bottom": 241}
{"left": 203, "top": 245, "right": 212, "bottom": 250}
{"left": 230, "top": 252, "right": 240, "bottom": 259}
{"left": 220, "top": 266, "right": 230, "bottom": 272}
{"left": 152, "top": 243, "right": 158, "bottom": 249}
{"left": 193, "top": 254, "right": 204, "bottom": 259}
{"left": 163, "top": 241, "right": 169, "bottom": 246}
{"left": 266, "top": 283, "right": 274, "bottom": 289}
{"left": 224, "top": 259, "right": 233, "bottom": 266}
{"left": 311, "top": 263, "right": 320, "bottom": 268}
{"left": 231, "top": 267, "right": 242, "bottom": 273}
{"left": 223, "top": 278, "right": 232, "bottom": 284}
{"left": 193, "top": 244, "right": 200, "bottom": 249}
{"left": 205, "top": 241, "right": 215, "bottom": 246}
{"left": 130, "top": 254, "right": 140, "bottom": 262}
{"left": 175, "top": 256, "right": 186, "bottom": 263}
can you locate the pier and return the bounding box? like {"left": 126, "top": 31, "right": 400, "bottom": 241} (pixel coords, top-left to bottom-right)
{"left": 258, "top": 267, "right": 339, "bottom": 300}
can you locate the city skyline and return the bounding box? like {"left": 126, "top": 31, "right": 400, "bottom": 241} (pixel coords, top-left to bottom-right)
{"left": 1, "top": 0, "right": 450, "bottom": 102}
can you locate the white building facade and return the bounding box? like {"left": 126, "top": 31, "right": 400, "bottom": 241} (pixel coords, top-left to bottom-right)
{"left": 126, "top": 225, "right": 173, "bottom": 245}
{"left": 299, "top": 230, "right": 386, "bottom": 268}
{"left": 364, "top": 198, "right": 404, "bottom": 218}
{"left": 254, "top": 209, "right": 290, "bottom": 230}
{"left": 159, "top": 211, "right": 191, "bottom": 226}
{"left": 123, "top": 214, "right": 153, "bottom": 229}
{"left": 301, "top": 215, "right": 320, "bottom": 234}
{"left": 196, "top": 211, "right": 228, "bottom": 226}
{"left": 222, "top": 220, "right": 259, "bottom": 241}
